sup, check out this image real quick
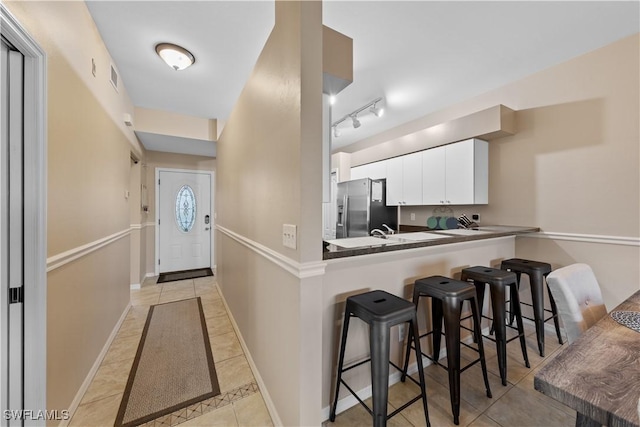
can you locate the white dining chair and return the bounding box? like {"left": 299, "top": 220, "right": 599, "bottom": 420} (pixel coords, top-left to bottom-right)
{"left": 546, "top": 263, "right": 607, "bottom": 344}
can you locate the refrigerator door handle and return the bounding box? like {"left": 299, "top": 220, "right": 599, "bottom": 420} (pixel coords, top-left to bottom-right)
{"left": 343, "top": 195, "right": 349, "bottom": 237}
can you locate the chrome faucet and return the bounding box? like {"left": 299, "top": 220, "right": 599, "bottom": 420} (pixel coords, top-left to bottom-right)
{"left": 370, "top": 229, "right": 387, "bottom": 238}
{"left": 382, "top": 224, "right": 395, "bottom": 235}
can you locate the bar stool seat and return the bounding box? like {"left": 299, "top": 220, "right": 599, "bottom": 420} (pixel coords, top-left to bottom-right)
{"left": 401, "top": 276, "right": 492, "bottom": 425}
{"left": 501, "top": 258, "right": 564, "bottom": 356}
{"left": 329, "top": 290, "right": 430, "bottom": 427}
{"left": 460, "top": 266, "right": 530, "bottom": 386}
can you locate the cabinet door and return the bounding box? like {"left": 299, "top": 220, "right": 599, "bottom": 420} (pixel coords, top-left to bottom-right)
{"left": 403, "top": 152, "right": 423, "bottom": 205}
{"left": 422, "top": 145, "right": 446, "bottom": 204}
{"left": 369, "top": 160, "right": 387, "bottom": 180}
{"left": 350, "top": 160, "right": 387, "bottom": 181}
{"left": 445, "top": 139, "right": 475, "bottom": 204}
{"left": 385, "top": 156, "right": 403, "bottom": 206}
{"left": 350, "top": 165, "right": 367, "bottom": 180}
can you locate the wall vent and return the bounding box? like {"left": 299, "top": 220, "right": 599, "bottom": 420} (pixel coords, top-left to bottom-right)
{"left": 110, "top": 64, "right": 118, "bottom": 92}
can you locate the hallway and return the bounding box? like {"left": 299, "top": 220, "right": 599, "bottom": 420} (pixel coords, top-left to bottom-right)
{"left": 68, "top": 276, "right": 273, "bottom": 426}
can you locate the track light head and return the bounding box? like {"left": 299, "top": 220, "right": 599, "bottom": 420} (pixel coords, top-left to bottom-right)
{"left": 333, "top": 126, "right": 340, "bottom": 138}
{"left": 370, "top": 103, "right": 384, "bottom": 117}
{"left": 351, "top": 115, "right": 361, "bottom": 129}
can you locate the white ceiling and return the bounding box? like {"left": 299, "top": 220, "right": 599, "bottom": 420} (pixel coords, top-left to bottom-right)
{"left": 87, "top": 1, "right": 639, "bottom": 155}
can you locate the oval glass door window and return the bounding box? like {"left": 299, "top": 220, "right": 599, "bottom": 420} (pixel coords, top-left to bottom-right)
{"left": 175, "top": 185, "right": 197, "bottom": 232}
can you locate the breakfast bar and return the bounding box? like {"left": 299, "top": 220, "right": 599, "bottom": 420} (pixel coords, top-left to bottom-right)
{"left": 320, "top": 226, "right": 540, "bottom": 417}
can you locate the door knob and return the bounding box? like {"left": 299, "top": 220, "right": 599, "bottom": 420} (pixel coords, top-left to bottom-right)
{"left": 205, "top": 227, "right": 210, "bottom": 231}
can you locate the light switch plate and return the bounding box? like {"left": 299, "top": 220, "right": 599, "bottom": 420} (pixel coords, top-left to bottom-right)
{"left": 282, "top": 224, "right": 297, "bottom": 249}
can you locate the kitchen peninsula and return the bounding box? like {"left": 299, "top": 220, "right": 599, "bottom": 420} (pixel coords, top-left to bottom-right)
{"left": 320, "top": 225, "right": 539, "bottom": 415}
{"left": 323, "top": 225, "right": 539, "bottom": 259}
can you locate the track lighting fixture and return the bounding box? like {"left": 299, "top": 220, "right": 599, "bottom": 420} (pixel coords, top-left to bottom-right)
{"left": 369, "top": 101, "right": 384, "bottom": 117}
{"left": 330, "top": 97, "right": 384, "bottom": 137}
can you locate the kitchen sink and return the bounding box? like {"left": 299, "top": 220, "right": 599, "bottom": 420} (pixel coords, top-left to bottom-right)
{"left": 432, "top": 228, "right": 492, "bottom": 236}
{"left": 325, "top": 236, "right": 392, "bottom": 249}
{"left": 387, "top": 232, "right": 451, "bottom": 242}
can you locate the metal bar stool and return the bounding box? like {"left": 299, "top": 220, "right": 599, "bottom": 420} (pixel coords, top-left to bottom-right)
{"left": 401, "top": 276, "right": 492, "bottom": 425}
{"left": 501, "top": 258, "right": 564, "bottom": 356}
{"left": 329, "top": 290, "right": 430, "bottom": 427}
{"left": 460, "top": 266, "right": 530, "bottom": 386}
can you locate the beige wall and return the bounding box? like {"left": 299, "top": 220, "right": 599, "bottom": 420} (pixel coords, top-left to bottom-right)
{"left": 4, "top": 0, "right": 139, "bottom": 413}
{"left": 134, "top": 107, "right": 217, "bottom": 141}
{"left": 350, "top": 34, "right": 640, "bottom": 309}
{"left": 216, "top": 1, "right": 324, "bottom": 425}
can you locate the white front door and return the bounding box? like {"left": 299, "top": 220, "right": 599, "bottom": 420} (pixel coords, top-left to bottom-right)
{"left": 158, "top": 170, "right": 212, "bottom": 273}
{"left": 1, "top": 39, "right": 24, "bottom": 425}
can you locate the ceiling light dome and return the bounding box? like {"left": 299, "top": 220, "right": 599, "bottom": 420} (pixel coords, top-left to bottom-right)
{"left": 155, "top": 43, "right": 195, "bottom": 71}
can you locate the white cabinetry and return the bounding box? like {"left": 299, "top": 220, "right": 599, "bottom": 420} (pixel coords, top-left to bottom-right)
{"left": 422, "top": 139, "right": 488, "bottom": 205}
{"left": 386, "top": 151, "right": 422, "bottom": 205}
{"left": 350, "top": 159, "right": 387, "bottom": 181}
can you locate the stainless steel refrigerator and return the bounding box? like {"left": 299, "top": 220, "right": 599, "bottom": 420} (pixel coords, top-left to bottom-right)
{"left": 336, "top": 178, "right": 397, "bottom": 238}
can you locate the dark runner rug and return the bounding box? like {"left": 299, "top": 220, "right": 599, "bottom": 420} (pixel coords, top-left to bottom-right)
{"left": 157, "top": 268, "right": 213, "bottom": 284}
{"left": 115, "top": 297, "right": 220, "bottom": 427}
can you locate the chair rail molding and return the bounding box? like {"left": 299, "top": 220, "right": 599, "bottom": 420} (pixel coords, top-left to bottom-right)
{"left": 46, "top": 228, "right": 131, "bottom": 272}
{"left": 215, "top": 225, "right": 327, "bottom": 279}
{"left": 523, "top": 231, "right": 639, "bottom": 247}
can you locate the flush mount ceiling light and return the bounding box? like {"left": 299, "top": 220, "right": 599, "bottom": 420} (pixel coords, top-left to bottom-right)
{"left": 331, "top": 97, "right": 384, "bottom": 138}
{"left": 155, "top": 43, "right": 195, "bottom": 71}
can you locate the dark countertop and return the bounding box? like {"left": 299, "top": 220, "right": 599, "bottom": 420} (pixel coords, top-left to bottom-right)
{"left": 323, "top": 225, "right": 540, "bottom": 260}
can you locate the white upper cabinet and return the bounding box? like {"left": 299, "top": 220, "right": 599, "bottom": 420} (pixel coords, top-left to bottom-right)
{"left": 421, "top": 145, "right": 447, "bottom": 204}
{"left": 350, "top": 159, "right": 387, "bottom": 181}
{"left": 350, "top": 138, "right": 488, "bottom": 206}
{"left": 422, "top": 139, "right": 488, "bottom": 205}
{"left": 386, "top": 151, "right": 422, "bottom": 205}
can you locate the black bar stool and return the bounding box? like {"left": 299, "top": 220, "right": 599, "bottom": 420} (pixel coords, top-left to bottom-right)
{"left": 401, "top": 276, "right": 492, "bottom": 425}
{"left": 501, "top": 258, "right": 563, "bottom": 356}
{"left": 329, "top": 290, "right": 430, "bottom": 427}
{"left": 460, "top": 266, "right": 530, "bottom": 386}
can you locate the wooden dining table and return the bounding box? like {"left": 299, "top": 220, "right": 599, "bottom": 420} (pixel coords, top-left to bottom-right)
{"left": 534, "top": 289, "right": 640, "bottom": 427}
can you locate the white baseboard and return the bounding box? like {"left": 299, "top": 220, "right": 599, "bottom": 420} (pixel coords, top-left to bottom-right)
{"left": 60, "top": 303, "right": 131, "bottom": 426}
{"left": 216, "top": 288, "right": 283, "bottom": 426}
{"left": 130, "top": 283, "right": 141, "bottom": 290}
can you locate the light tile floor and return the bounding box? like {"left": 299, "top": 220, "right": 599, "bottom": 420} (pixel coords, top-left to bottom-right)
{"left": 69, "top": 276, "right": 273, "bottom": 427}
{"left": 326, "top": 324, "right": 576, "bottom": 427}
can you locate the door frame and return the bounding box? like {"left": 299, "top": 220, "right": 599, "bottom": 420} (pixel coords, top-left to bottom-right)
{"left": 154, "top": 167, "right": 214, "bottom": 276}
{"left": 1, "top": 4, "right": 47, "bottom": 421}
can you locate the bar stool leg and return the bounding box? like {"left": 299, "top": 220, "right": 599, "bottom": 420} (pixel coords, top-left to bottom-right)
{"left": 370, "top": 322, "right": 390, "bottom": 427}
{"left": 471, "top": 280, "right": 485, "bottom": 343}
{"left": 432, "top": 298, "right": 444, "bottom": 363}
{"left": 547, "top": 281, "right": 564, "bottom": 345}
{"left": 471, "top": 296, "right": 492, "bottom": 399}
{"left": 330, "top": 312, "right": 351, "bottom": 421}
{"left": 401, "top": 288, "right": 420, "bottom": 383}
{"left": 529, "top": 270, "right": 546, "bottom": 357}
{"left": 508, "top": 272, "right": 522, "bottom": 326}
{"left": 443, "top": 299, "right": 462, "bottom": 425}
{"left": 510, "top": 285, "right": 531, "bottom": 368}
{"left": 410, "top": 315, "right": 431, "bottom": 427}
{"left": 488, "top": 284, "right": 508, "bottom": 386}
